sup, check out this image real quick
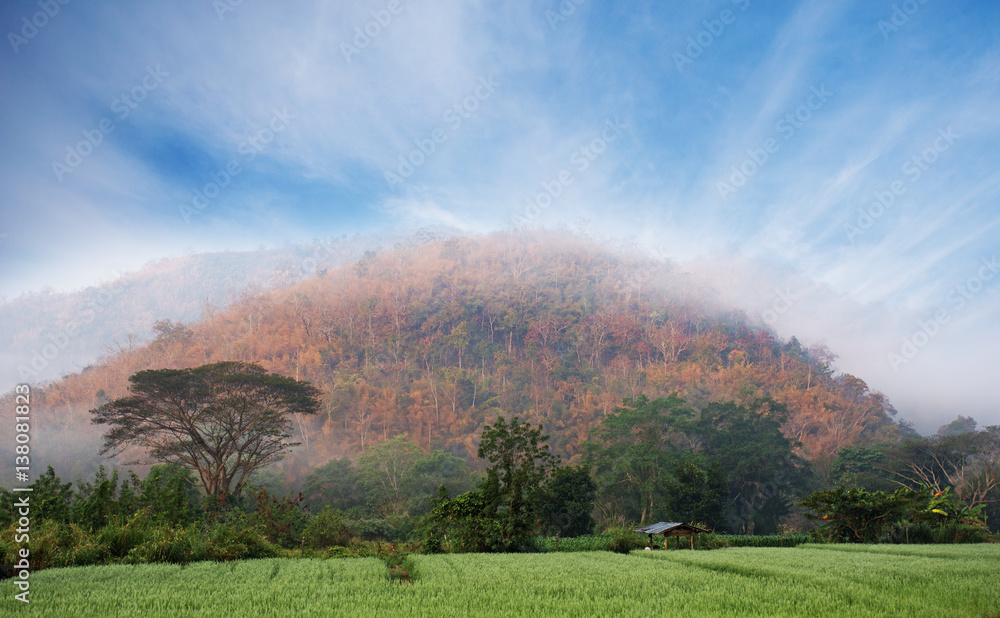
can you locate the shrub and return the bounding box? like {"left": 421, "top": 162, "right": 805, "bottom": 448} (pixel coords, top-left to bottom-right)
{"left": 204, "top": 520, "right": 279, "bottom": 561}
{"left": 301, "top": 507, "right": 353, "bottom": 549}
{"left": 933, "top": 523, "right": 991, "bottom": 544}
{"left": 125, "top": 525, "right": 194, "bottom": 564}
{"left": 249, "top": 489, "right": 310, "bottom": 549}
{"left": 605, "top": 526, "right": 646, "bottom": 554}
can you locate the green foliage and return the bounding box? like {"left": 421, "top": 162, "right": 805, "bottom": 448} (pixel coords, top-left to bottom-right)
{"left": 27, "top": 466, "right": 75, "bottom": 523}
{"left": 358, "top": 434, "right": 423, "bottom": 516}
{"left": 428, "top": 488, "right": 502, "bottom": 552}
{"left": 698, "top": 398, "right": 812, "bottom": 534}
{"left": 929, "top": 522, "right": 992, "bottom": 544}
{"left": 938, "top": 415, "right": 977, "bottom": 436}
{"left": 537, "top": 464, "right": 597, "bottom": 537}
{"left": 585, "top": 395, "right": 812, "bottom": 534}
{"left": 430, "top": 415, "right": 560, "bottom": 552}
{"left": 301, "top": 507, "right": 354, "bottom": 549}
{"left": 71, "top": 465, "right": 142, "bottom": 530}
{"left": 828, "top": 445, "right": 894, "bottom": 492}
{"left": 701, "top": 533, "right": 814, "bottom": 548}
{"left": 406, "top": 449, "right": 474, "bottom": 514}
{"left": 803, "top": 483, "right": 993, "bottom": 546}
{"left": 0, "top": 510, "right": 280, "bottom": 575}
{"left": 4, "top": 547, "right": 1000, "bottom": 616}
{"left": 801, "top": 486, "right": 932, "bottom": 543}
{"left": 248, "top": 488, "right": 310, "bottom": 549}
{"left": 603, "top": 525, "right": 647, "bottom": 553}
{"left": 584, "top": 394, "right": 693, "bottom": 525}
{"left": 665, "top": 460, "right": 728, "bottom": 531}
{"left": 139, "top": 464, "right": 201, "bottom": 525}
{"left": 301, "top": 457, "right": 365, "bottom": 513}
{"left": 534, "top": 533, "right": 616, "bottom": 552}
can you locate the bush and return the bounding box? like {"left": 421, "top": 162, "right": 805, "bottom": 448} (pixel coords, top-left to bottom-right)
{"left": 933, "top": 523, "right": 991, "bottom": 544}
{"left": 301, "top": 507, "right": 353, "bottom": 549}
{"left": 707, "top": 533, "right": 813, "bottom": 548}
{"left": 535, "top": 534, "right": 613, "bottom": 552}
{"left": 125, "top": 525, "right": 194, "bottom": 564}
{"left": 605, "top": 526, "right": 646, "bottom": 554}
{"left": 353, "top": 518, "right": 393, "bottom": 542}
{"left": 249, "top": 489, "right": 310, "bottom": 549}
{"left": 889, "top": 523, "right": 935, "bottom": 544}
{"left": 204, "top": 520, "right": 279, "bottom": 561}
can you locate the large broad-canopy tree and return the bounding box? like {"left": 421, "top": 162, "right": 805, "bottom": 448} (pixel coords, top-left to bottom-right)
{"left": 584, "top": 395, "right": 812, "bottom": 533}
{"left": 91, "top": 362, "right": 321, "bottom": 500}
{"left": 582, "top": 394, "right": 694, "bottom": 525}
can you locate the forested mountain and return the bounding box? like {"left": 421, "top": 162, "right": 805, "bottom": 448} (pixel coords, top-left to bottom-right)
{"left": 0, "top": 229, "right": 455, "bottom": 395}
{"left": 2, "top": 231, "right": 903, "bottom": 487}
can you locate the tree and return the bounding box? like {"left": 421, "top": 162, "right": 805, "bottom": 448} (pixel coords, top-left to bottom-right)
{"left": 938, "top": 415, "right": 977, "bottom": 436}
{"left": 301, "top": 457, "right": 365, "bottom": 513}
{"left": 28, "top": 466, "right": 74, "bottom": 523}
{"left": 665, "top": 460, "right": 728, "bottom": 531}
{"left": 430, "top": 415, "right": 559, "bottom": 552}
{"left": 800, "top": 486, "right": 927, "bottom": 543}
{"left": 477, "top": 415, "right": 559, "bottom": 548}
{"left": 828, "top": 445, "right": 894, "bottom": 492}
{"left": 538, "top": 464, "right": 597, "bottom": 537}
{"left": 698, "top": 398, "right": 812, "bottom": 534}
{"left": 91, "top": 362, "right": 321, "bottom": 501}
{"left": 888, "top": 427, "right": 1000, "bottom": 511}
{"left": 583, "top": 394, "right": 694, "bottom": 524}
{"left": 406, "top": 449, "right": 475, "bottom": 514}
{"left": 357, "top": 434, "right": 423, "bottom": 516}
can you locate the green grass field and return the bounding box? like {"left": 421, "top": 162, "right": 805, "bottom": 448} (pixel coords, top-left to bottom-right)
{"left": 2, "top": 544, "right": 998, "bottom": 617}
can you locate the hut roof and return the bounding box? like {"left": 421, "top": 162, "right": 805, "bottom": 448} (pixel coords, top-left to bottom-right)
{"left": 634, "top": 522, "right": 711, "bottom": 535}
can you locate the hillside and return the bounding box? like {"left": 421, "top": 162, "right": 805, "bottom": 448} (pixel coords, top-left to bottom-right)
{"left": 2, "top": 231, "right": 902, "bottom": 487}
{"left": 0, "top": 228, "right": 456, "bottom": 396}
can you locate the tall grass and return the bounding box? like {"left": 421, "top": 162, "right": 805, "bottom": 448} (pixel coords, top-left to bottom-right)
{"left": 0, "top": 510, "right": 279, "bottom": 575}
{"left": 3, "top": 546, "right": 997, "bottom": 616}
{"left": 535, "top": 531, "right": 814, "bottom": 552}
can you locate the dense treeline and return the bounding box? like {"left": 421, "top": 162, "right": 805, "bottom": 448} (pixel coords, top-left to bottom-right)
{"left": 2, "top": 231, "right": 903, "bottom": 491}
{"left": 3, "top": 403, "right": 995, "bottom": 577}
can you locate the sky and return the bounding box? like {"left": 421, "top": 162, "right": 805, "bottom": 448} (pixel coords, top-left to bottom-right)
{"left": 0, "top": 0, "right": 998, "bottom": 431}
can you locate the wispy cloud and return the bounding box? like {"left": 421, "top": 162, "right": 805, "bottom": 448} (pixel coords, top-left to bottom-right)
{"left": 0, "top": 0, "right": 998, "bottom": 428}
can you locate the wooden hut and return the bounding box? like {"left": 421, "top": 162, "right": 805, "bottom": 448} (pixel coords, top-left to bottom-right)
{"left": 634, "top": 522, "right": 711, "bottom": 550}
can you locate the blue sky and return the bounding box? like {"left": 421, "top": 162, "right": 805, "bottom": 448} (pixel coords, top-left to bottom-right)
{"left": 0, "top": 0, "right": 998, "bottom": 430}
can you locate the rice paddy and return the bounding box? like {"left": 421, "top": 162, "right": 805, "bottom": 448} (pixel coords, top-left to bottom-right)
{"left": 2, "top": 544, "right": 998, "bottom": 617}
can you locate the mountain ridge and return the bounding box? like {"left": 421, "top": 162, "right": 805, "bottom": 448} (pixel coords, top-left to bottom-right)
{"left": 1, "top": 230, "right": 903, "bottom": 487}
